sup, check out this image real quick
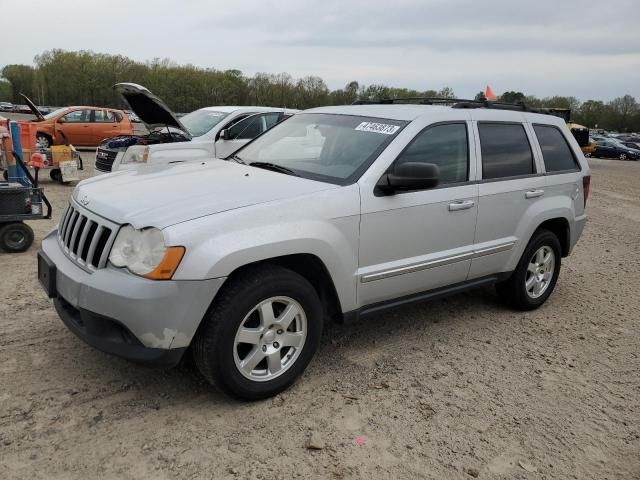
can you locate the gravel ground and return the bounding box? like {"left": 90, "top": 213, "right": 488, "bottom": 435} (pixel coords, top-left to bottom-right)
{"left": 0, "top": 155, "right": 639, "bottom": 479}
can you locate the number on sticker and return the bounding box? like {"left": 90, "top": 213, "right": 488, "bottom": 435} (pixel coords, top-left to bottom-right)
{"left": 355, "top": 122, "right": 400, "bottom": 135}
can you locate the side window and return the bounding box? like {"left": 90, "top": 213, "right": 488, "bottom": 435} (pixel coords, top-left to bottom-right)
{"left": 479, "top": 123, "right": 534, "bottom": 180}
{"left": 395, "top": 123, "right": 468, "bottom": 185}
{"left": 94, "top": 110, "right": 116, "bottom": 123}
{"left": 227, "top": 113, "right": 276, "bottom": 140}
{"left": 533, "top": 125, "right": 580, "bottom": 172}
{"left": 264, "top": 112, "right": 281, "bottom": 130}
{"left": 62, "top": 109, "right": 91, "bottom": 123}
{"left": 113, "top": 111, "right": 123, "bottom": 123}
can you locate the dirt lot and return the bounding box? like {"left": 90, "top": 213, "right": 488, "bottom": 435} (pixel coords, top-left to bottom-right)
{"left": 0, "top": 155, "right": 639, "bottom": 479}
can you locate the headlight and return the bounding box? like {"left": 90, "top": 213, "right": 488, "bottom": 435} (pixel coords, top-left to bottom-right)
{"left": 109, "top": 225, "right": 184, "bottom": 279}
{"left": 120, "top": 145, "right": 149, "bottom": 165}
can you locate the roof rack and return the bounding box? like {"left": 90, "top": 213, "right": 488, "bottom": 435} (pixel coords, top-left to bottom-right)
{"left": 351, "top": 97, "right": 570, "bottom": 120}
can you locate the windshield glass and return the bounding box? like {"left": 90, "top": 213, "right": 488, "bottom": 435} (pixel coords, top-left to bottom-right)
{"left": 234, "top": 113, "right": 406, "bottom": 184}
{"left": 179, "top": 109, "right": 229, "bottom": 137}
{"left": 44, "top": 107, "right": 69, "bottom": 120}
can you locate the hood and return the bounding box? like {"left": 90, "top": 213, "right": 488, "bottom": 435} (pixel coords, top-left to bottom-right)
{"left": 74, "top": 160, "right": 337, "bottom": 228}
{"left": 19, "top": 93, "right": 44, "bottom": 121}
{"left": 114, "top": 83, "right": 191, "bottom": 139}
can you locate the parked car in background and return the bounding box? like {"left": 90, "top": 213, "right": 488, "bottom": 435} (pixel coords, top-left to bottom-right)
{"left": 621, "top": 141, "right": 640, "bottom": 151}
{"left": 592, "top": 138, "right": 640, "bottom": 160}
{"left": 39, "top": 100, "right": 590, "bottom": 399}
{"left": 95, "top": 83, "right": 297, "bottom": 173}
{"left": 20, "top": 94, "right": 133, "bottom": 148}
{"left": 0, "top": 102, "right": 14, "bottom": 112}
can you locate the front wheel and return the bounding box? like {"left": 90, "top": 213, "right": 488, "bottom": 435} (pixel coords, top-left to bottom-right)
{"left": 192, "top": 264, "right": 324, "bottom": 400}
{"left": 496, "top": 229, "right": 561, "bottom": 311}
{"left": 36, "top": 134, "right": 51, "bottom": 149}
{"left": 619, "top": 153, "right": 627, "bottom": 160}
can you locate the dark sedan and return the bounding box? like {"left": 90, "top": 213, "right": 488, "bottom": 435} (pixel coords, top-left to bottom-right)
{"left": 593, "top": 139, "right": 640, "bottom": 160}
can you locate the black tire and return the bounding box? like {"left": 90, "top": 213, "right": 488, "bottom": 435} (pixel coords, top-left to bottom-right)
{"left": 2, "top": 170, "right": 7, "bottom": 181}
{"left": 50, "top": 169, "right": 61, "bottom": 182}
{"left": 192, "top": 264, "right": 324, "bottom": 400}
{"left": 0, "top": 222, "right": 34, "bottom": 253}
{"left": 36, "top": 134, "right": 52, "bottom": 149}
{"left": 496, "top": 229, "right": 561, "bottom": 311}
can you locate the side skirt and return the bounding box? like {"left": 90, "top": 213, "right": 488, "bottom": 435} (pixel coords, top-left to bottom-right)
{"left": 342, "top": 272, "right": 512, "bottom": 323}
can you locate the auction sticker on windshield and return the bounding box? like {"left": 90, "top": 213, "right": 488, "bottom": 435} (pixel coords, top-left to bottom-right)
{"left": 355, "top": 122, "right": 400, "bottom": 135}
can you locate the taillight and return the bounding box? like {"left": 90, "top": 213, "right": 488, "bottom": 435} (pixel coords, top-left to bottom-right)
{"left": 582, "top": 175, "right": 591, "bottom": 208}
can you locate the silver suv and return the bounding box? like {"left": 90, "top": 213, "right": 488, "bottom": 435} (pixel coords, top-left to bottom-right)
{"left": 38, "top": 99, "right": 590, "bottom": 400}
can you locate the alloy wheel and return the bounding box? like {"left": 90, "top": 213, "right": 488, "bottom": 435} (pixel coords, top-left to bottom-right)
{"left": 233, "top": 296, "right": 307, "bottom": 382}
{"left": 525, "top": 246, "right": 555, "bottom": 299}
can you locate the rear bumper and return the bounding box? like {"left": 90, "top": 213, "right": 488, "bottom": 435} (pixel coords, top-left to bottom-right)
{"left": 40, "top": 229, "right": 225, "bottom": 365}
{"left": 569, "top": 214, "right": 587, "bottom": 254}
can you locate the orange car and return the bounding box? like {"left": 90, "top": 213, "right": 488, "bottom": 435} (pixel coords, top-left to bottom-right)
{"left": 21, "top": 94, "right": 133, "bottom": 148}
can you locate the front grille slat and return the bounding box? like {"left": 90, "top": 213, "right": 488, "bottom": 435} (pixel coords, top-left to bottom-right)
{"left": 69, "top": 215, "right": 85, "bottom": 256}
{"left": 64, "top": 211, "right": 79, "bottom": 247}
{"left": 57, "top": 201, "right": 118, "bottom": 273}
{"left": 86, "top": 225, "right": 104, "bottom": 269}
{"left": 75, "top": 220, "right": 93, "bottom": 263}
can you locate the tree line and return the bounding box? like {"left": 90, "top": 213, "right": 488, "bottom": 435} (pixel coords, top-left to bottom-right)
{"left": 1, "top": 49, "right": 638, "bottom": 132}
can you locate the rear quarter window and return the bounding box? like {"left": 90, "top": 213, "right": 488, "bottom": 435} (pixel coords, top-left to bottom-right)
{"left": 533, "top": 125, "right": 581, "bottom": 173}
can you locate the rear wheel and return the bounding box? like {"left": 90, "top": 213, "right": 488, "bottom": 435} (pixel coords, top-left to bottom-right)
{"left": 496, "top": 229, "right": 561, "bottom": 311}
{"left": 193, "top": 264, "right": 323, "bottom": 400}
{"left": 0, "top": 222, "right": 34, "bottom": 252}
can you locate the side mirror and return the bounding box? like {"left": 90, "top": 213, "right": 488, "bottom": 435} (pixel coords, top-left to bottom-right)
{"left": 219, "top": 129, "right": 230, "bottom": 141}
{"left": 376, "top": 162, "right": 439, "bottom": 195}
{"left": 57, "top": 117, "right": 65, "bottom": 124}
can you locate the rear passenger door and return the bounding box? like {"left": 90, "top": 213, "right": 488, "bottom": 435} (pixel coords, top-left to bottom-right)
{"left": 468, "top": 121, "right": 545, "bottom": 279}
{"left": 358, "top": 121, "right": 478, "bottom": 306}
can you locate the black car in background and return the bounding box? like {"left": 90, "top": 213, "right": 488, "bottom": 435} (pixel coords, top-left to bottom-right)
{"left": 593, "top": 139, "right": 640, "bottom": 160}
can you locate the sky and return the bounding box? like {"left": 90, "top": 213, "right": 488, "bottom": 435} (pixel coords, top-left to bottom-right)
{"left": 1, "top": 0, "right": 639, "bottom": 102}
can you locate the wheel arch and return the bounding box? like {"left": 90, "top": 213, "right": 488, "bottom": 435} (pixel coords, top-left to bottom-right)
{"left": 534, "top": 217, "right": 570, "bottom": 257}
{"left": 220, "top": 253, "right": 344, "bottom": 323}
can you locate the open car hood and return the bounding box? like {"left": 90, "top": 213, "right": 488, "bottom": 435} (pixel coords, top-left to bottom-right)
{"left": 114, "top": 83, "right": 191, "bottom": 139}
{"left": 19, "top": 93, "right": 45, "bottom": 121}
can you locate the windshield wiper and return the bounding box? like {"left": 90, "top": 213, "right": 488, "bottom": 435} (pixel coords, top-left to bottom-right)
{"left": 249, "top": 162, "right": 298, "bottom": 176}
{"left": 228, "top": 154, "right": 246, "bottom": 164}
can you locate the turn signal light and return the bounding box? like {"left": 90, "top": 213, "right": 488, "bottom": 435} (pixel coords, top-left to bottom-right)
{"left": 144, "top": 246, "right": 185, "bottom": 280}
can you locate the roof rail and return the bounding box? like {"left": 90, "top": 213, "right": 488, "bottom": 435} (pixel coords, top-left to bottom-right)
{"left": 351, "top": 97, "right": 570, "bottom": 120}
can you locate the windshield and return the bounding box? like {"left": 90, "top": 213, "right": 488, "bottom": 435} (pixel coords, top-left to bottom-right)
{"left": 179, "top": 109, "right": 229, "bottom": 137}
{"left": 234, "top": 113, "right": 406, "bottom": 185}
{"left": 44, "top": 107, "right": 69, "bottom": 120}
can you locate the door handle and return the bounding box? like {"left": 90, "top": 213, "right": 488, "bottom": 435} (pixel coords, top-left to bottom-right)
{"left": 448, "top": 200, "right": 475, "bottom": 211}
{"left": 525, "top": 189, "right": 544, "bottom": 199}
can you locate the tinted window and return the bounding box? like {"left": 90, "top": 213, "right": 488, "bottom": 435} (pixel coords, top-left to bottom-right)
{"left": 533, "top": 125, "right": 579, "bottom": 172}
{"left": 395, "top": 123, "right": 468, "bottom": 185}
{"left": 479, "top": 123, "right": 534, "bottom": 179}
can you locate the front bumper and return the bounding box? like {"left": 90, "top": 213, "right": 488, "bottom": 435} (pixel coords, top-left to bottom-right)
{"left": 40, "top": 229, "right": 225, "bottom": 366}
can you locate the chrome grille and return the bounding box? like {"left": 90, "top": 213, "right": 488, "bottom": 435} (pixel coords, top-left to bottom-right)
{"left": 95, "top": 148, "right": 118, "bottom": 172}
{"left": 58, "top": 201, "right": 118, "bottom": 271}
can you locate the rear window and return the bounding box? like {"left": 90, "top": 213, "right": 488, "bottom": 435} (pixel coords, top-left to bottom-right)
{"left": 479, "top": 123, "right": 534, "bottom": 180}
{"left": 533, "top": 125, "right": 580, "bottom": 173}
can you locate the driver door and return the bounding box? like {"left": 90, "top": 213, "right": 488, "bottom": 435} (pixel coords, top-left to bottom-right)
{"left": 56, "top": 109, "right": 94, "bottom": 145}
{"left": 358, "top": 120, "right": 479, "bottom": 307}
{"left": 215, "top": 112, "right": 282, "bottom": 158}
